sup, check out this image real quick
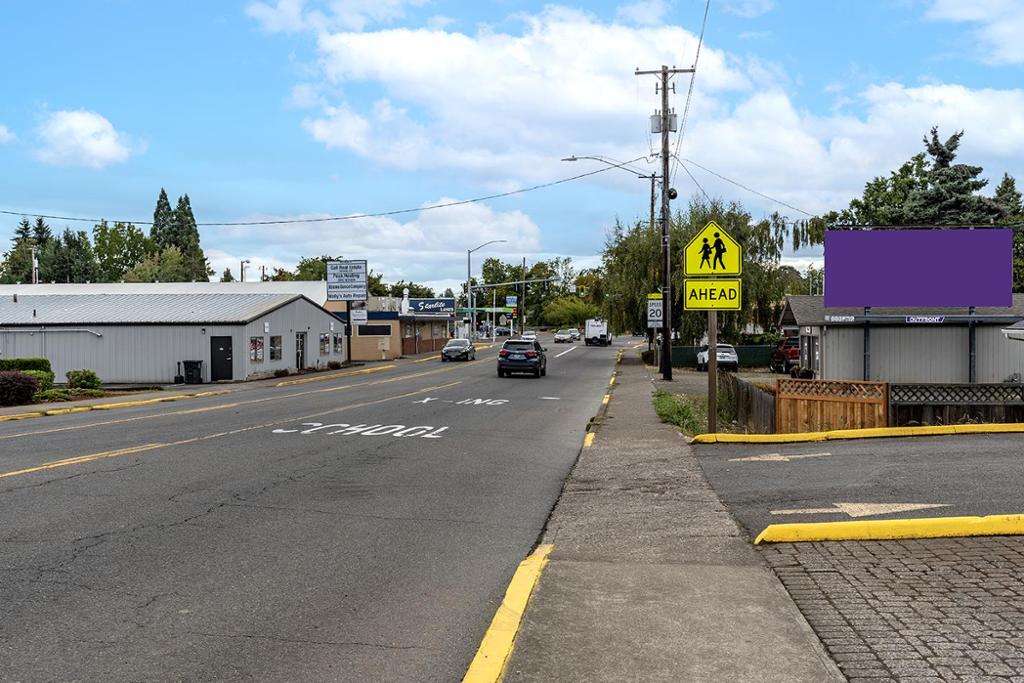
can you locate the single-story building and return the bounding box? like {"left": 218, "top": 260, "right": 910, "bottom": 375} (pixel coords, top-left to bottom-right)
{"left": 780, "top": 294, "right": 1024, "bottom": 383}
{"left": 0, "top": 291, "right": 344, "bottom": 383}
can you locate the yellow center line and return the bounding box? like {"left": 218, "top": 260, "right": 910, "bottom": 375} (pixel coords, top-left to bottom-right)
{"left": 0, "top": 362, "right": 476, "bottom": 442}
{"left": 0, "top": 380, "right": 463, "bottom": 481}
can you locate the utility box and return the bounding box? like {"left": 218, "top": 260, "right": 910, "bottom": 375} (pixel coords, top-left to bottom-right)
{"left": 183, "top": 360, "right": 204, "bottom": 384}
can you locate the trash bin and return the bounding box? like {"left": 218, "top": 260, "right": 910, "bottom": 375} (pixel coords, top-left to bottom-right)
{"left": 183, "top": 360, "right": 203, "bottom": 384}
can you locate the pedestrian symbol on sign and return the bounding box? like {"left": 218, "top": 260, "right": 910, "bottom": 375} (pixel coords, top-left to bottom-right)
{"left": 684, "top": 222, "right": 742, "bottom": 276}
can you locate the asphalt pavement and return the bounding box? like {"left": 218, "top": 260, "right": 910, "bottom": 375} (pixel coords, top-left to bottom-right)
{"left": 0, "top": 335, "right": 619, "bottom": 681}
{"left": 695, "top": 433, "right": 1024, "bottom": 539}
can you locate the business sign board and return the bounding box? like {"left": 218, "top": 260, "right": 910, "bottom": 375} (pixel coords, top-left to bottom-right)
{"left": 684, "top": 221, "right": 742, "bottom": 276}
{"left": 824, "top": 229, "right": 1012, "bottom": 308}
{"left": 683, "top": 278, "right": 742, "bottom": 311}
{"left": 408, "top": 298, "right": 456, "bottom": 314}
{"left": 505, "top": 295, "right": 518, "bottom": 307}
{"left": 351, "top": 310, "right": 368, "bottom": 324}
{"left": 647, "top": 292, "right": 663, "bottom": 328}
{"left": 327, "top": 260, "right": 368, "bottom": 301}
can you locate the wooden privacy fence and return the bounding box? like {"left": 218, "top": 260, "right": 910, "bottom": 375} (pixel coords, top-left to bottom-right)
{"left": 718, "top": 373, "right": 776, "bottom": 434}
{"left": 776, "top": 378, "right": 888, "bottom": 434}
{"left": 889, "top": 383, "right": 1024, "bottom": 426}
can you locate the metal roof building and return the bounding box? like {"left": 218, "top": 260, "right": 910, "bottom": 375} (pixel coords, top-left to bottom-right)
{"left": 0, "top": 291, "right": 345, "bottom": 384}
{"left": 0, "top": 281, "right": 328, "bottom": 304}
{"left": 780, "top": 295, "right": 1024, "bottom": 383}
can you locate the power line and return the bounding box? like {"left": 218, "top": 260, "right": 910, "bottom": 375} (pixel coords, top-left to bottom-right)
{"left": 0, "top": 157, "right": 649, "bottom": 228}
{"left": 680, "top": 163, "right": 711, "bottom": 203}
{"left": 669, "top": 0, "right": 711, "bottom": 187}
{"left": 677, "top": 156, "right": 814, "bottom": 217}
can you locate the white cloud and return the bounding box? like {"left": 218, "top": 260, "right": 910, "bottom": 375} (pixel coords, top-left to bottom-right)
{"left": 0, "top": 124, "right": 14, "bottom": 143}
{"left": 247, "top": 0, "right": 427, "bottom": 33}
{"left": 926, "top": 0, "right": 1024, "bottom": 64}
{"left": 615, "top": 0, "right": 669, "bottom": 26}
{"left": 208, "top": 199, "right": 544, "bottom": 290}
{"left": 299, "top": 7, "right": 747, "bottom": 182}
{"left": 34, "top": 110, "right": 138, "bottom": 169}
{"left": 722, "top": 0, "right": 775, "bottom": 19}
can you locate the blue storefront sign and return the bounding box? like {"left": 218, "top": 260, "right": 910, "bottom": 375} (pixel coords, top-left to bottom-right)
{"left": 506, "top": 295, "right": 518, "bottom": 307}
{"left": 409, "top": 298, "right": 456, "bottom": 314}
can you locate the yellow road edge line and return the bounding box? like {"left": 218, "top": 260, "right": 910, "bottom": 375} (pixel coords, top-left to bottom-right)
{"left": 755, "top": 514, "right": 1024, "bottom": 544}
{"left": 691, "top": 422, "right": 1024, "bottom": 444}
{"left": 0, "top": 412, "right": 46, "bottom": 423}
{"left": 275, "top": 364, "right": 396, "bottom": 386}
{"left": 601, "top": 394, "right": 610, "bottom": 406}
{"left": 463, "top": 544, "right": 554, "bottom": 683}
{"left": 413, "top": 355, "right": 440, "bottom": 364}
{"left": 583, "top": 432, "right": 596, "bottom": 448}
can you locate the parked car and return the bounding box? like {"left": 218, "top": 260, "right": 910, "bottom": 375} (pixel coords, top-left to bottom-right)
{"left": 494, "top": 326, "right": 511, "bottom": 337}
{"left": 696, "top": 344, "right": 739, "bottom": 372}
{"left": 441, "top": 338, "right": 475, "bottom": 362}
{"left": 521, "top": 330, "right": 538, "bottom": 342}
{"left": 569, "top": 329, "right": 581, "bottom": 341}
{"left": 553, "top": 329, "right": 574, "bottom": 343}
{"left": 770, "top": 337, "right": 800, "bottom": 373}
{"left": 497, "top": 339, "right": 547, "bottom": 377}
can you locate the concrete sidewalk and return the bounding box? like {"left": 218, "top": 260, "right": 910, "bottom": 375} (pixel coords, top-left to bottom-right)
{"left": 504, "top": 355, "right": 844, "bottom": 682}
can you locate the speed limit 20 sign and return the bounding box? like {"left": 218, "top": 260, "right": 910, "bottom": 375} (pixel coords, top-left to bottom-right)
{"left": 646, "top": 292, "right": 663, "bottom": 328}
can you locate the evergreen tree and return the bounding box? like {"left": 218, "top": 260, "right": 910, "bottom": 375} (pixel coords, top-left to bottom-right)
{"left": 995, "top": 174, "right": 1023, "bottom": 217}
{"left": 170, "top": 194, "right": 212, "bottom": 281}
{"left": 150, "top": 188, "right": 175, "bottom": 250}
{"left": 220, "top": 268, "right": 236, "bottom": 282}
{"left": 47, "top": 229, "right": 101, "bottom": 283}
{"left": 32, "top": 217, "right": 52, "bottom": 245}
{"left": 13, "top": 218, "right": 31, "bottom": 244}
{"left": 0, "top": 240, "right": 34, "bottom": 283}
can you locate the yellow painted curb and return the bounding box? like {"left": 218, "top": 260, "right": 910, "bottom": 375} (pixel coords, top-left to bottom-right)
{"left": 0, "top": 411, "right": 46, "bottom": 423}
{"left": 692, "top": 422, "right": 1024, "bottom": 444}
{"left": 463, "top": 544, "right": 554, "bottom": 683}
{"left": 583, "top": 432, "right": 596, "bottom": 448}
{"left": 601, "top": 394, "right": 610, "bottom": 406}
{"left": 756, "top": 514, "right": 1024, "bottom": 544}
{"left": 276, "top": 364, "right": 396, "bottom": 385}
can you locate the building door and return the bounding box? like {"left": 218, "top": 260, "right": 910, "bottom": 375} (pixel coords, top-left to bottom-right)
{"left": 210, "top": 336, "right": 233, "bottom": 381}
{"left": 296, "top": 332, "right": 306, "bottom": 369}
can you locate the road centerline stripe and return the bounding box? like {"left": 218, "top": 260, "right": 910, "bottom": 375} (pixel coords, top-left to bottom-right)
{"left": 554, "top": 346, "right": 576, "bottom": 358}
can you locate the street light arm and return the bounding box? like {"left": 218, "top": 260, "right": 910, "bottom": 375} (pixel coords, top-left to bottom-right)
{"left": 561, "top": 154, "right": 657, "bottom": 178}
{"left": 468, "top": 238, "right": 508, "bottom": 254}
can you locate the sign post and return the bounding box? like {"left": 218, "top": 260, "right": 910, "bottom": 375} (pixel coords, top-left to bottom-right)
{"left": 327, "top": 260, "right": 368, "bottom": 366}
{"left": 684, "top": 221, "right": 743, "bottom": 433}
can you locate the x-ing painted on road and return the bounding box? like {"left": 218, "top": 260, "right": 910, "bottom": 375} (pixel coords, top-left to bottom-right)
{"left": 413, "top": 397, "right": 509, "bottom": 406}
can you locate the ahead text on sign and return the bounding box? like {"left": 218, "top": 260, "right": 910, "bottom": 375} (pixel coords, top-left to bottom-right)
{"left": 683, "top": 278, "right": 742, "bottom": 311}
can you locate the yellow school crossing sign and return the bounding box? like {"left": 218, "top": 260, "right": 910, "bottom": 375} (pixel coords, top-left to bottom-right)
{"left": 684, "top": 221, "right": 743, "bottom": 311}
{"left": 684, "top": 221, "right": 742, "bottom": 276}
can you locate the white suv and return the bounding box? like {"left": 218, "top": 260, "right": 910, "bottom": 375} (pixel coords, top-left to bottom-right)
{"left": 696, "top": 344, "right": 739, "bottom": 372}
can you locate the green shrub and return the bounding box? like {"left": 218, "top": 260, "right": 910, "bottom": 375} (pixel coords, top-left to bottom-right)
{"left": 23, "top": 370, "right": 55, "bottom": 391}
{"left": 0, "top": 371, "right": 40, "bottom": 406}
{"left": 652, "top": 390, "right": 707, "bottom": 436}
{"left": 65, "top": 369, "right": 102, "bottom": 389}
{"left": 273, "top": 368, "right": 290, "bottom": 378}
{"left": 327, "top": 361, "right": 342, "bottom": 370}
{"left": 0, "top": 357, "right": 52, "bottom": 373}
{"left": 34, "top": 388, "right": 72, "bottom": 402}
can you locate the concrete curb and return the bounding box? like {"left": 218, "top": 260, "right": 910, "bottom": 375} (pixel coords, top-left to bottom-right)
{"left": 756, "top": 514, "right": 1024, "bottom": 544}
{"left": 275, "top": 364, "right": 395, "bottom": 385}
{"left": 0, "top": 390, "right": 232, "bottom": 423}
{"left": 691, "top": 422, "right": 1024, "bottom": 444}
{"left": 462, "top": 544, "right": 554, "bottom": 683}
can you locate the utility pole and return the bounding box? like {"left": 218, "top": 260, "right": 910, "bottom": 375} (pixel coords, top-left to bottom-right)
{"left": 31, "top": 246, "right": 39, "bottom": 285}
{"left": 521, "top": 257, "right": 527, "bottom": 334}
{"left": 636, "top": 64, "right": 694, "bottom": 381}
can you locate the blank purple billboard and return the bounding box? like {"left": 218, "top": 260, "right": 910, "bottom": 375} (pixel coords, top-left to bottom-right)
{"left": 824, "top": 229, "right": 1013, "bottom": 308}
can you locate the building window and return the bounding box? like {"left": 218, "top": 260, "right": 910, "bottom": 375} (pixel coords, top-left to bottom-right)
{"left": 249, "top": 337, "right": 264, "bottom": 363}
{"left": 432, "top": 322, "right": 444, "bottom": 337}
{"left": 358, "top": 324, "right": 392, "bottom": 336}
{"left": 319, "top": 333, "right": 330, "bottom": 355}
{"left": 333, "top": 333, "right": 344, "bottom": 354}
{"left": 270, "top": 336, "right": 282, "bottom": 361}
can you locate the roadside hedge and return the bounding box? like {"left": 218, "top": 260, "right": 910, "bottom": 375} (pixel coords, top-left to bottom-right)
{"left": 0, "top": 371, "right": 40, "bottom": 406}
{"left": 0, "top": 358, "right": 52, "bottom": 373}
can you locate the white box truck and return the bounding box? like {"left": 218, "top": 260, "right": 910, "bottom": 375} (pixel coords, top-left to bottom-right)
{"left": 584, "top": 318, "right": 611, "bottom": 346}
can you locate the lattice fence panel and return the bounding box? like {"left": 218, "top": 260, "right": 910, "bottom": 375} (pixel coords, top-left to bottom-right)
{"left": 777, "top": 378, "right": 887, "bottom": 403}
{"left": 890, "top": 383, "right": 1024, "bottom": 406}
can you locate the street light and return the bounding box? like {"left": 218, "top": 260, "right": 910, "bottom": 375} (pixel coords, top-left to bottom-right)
{"left": 240, "top": 259, "right": 251, "bottom": 283}
{"left": 561, "top": 154, "right": 656, "bottom": 177}
{"left": 467, "top": 239, "right": 507, "bottom": 339}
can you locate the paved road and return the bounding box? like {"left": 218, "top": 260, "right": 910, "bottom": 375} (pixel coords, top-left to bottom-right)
{"left": 0, "top": 336, "right": 620, "bottom": 681}
{"left": 695, "top": 434, "right": 1024, "bottom": 538}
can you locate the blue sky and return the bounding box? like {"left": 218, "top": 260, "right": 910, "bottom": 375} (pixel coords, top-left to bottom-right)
{"left": 2, "top": 0, "right": 1023, "bottom": 291}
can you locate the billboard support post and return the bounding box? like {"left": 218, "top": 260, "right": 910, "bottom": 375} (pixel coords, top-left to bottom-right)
{"left": 969, "top": 306, "right": 977, "bottom": 383}
{"left": 708, "top": 310, "right": 718, "bottom": 433}
{"left": 863, "top": 307, "right": 871, "bottom": 381}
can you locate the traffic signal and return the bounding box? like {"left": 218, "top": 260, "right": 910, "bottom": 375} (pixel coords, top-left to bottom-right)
{"left": 512, "top": 307, "right": 518, "bottom": 316}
